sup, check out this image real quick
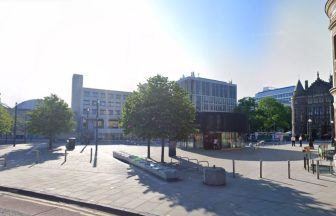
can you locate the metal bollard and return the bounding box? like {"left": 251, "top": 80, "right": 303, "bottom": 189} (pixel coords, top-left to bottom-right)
{"left": 304, "top": 156, "right": 306, "bottom": 170}
{"left": 90, "top": 148, "right": 92, "bottom": 163}
{"left": 64, "top": 149, "right": 67, "bottom": 162}
{"left": 288, "top": 160, "right": 291, "bottom": 179}
{"left": 317, "top": 160, "right": 320, "bottom": 179}
{"left": 260, "top": 160, "right": 263, "bottom": 178}
{"left": 35, "top": 150, "right": 39, "bottom": 164}
{"left": 3, "top": 154, "right": 7, "bottom": 168}
{"left": 307, "top": 157, "right": 310, "bottom": 172}
{"left": 232, "top": 160, "right": 235, "bottom": 178}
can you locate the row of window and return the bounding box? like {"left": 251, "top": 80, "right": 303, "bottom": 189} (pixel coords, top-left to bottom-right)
{"left": 180, "top": 80, "right": 237, "bottom": 99}
{"left": 307, "top": 97, "right": 332, "bottom": 104}
{"left": 82, "top": 108, "right": 121, "bottom": 116}
{"left": 83, "top": 100, "right": 123, "bottom": 107}
{"left": 83, "top": 91, "right": 128, "bottom": 100}
{"left": 84, "top": 119, "right": 119, "bottom": 129}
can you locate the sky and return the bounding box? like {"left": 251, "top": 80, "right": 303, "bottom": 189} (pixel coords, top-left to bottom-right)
{"left": 0, "top": 0, "right": 332, "bottom": 107}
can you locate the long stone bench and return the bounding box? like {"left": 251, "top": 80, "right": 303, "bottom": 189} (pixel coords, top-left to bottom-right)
{"left": 113, "top": 151, "right": 179, "bottom": 181}
{"left": 0, "top": 155, "right": 6, "bottom": 169}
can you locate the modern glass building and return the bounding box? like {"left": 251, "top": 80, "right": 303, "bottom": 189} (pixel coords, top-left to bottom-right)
{"left": 254, "top": 86, "right": 295, "bottom": 106}
{"left": 177, "top": 73, "right": 237, "bottom": 112}
{"left": 71, "top": 74, "right": 131, "bottom": 141}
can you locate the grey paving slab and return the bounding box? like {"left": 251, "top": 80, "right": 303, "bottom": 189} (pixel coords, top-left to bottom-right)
{"left": 0, "top": 142, "right": 335, "bottom": 216}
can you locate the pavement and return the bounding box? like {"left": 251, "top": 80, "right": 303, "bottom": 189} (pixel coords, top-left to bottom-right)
{"left": 0, "top": 191, "right": 115, "bottom": 216}
{"left": 0, "top": 142, "right": 335, "bottom": 216}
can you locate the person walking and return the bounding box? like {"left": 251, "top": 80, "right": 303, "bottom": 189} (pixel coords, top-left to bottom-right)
{"left": 291, "top": 136, "right": 296, "bottom": 147}
{"left": 299, "top": 135, "right": 303, "bottom": 147}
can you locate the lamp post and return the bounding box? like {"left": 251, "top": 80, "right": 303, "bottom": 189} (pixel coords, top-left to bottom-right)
{"left": 93, "top": 99, "right": 99, "bottom": 167}
{"left": 308, "top": 119, "right": 313, "bottom": 148}
{"left": 331, "top": 120, "right": 335, "bottom": 147}
{"left": 13, "top": 102, "right": 17, "bottom": 147}
{"left": 86, "top": 108, "right": 90, "bottom": 145}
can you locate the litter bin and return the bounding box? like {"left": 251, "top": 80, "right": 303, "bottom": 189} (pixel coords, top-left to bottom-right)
{"left": 169, "top": 141, "right": 177, "bottom": 157}
{"left": 66, "top": 138, "right": 76, "bottom": 151}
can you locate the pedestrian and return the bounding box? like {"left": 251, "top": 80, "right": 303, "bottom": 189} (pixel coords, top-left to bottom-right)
{"left": 291, "top": 136, "right": 295, "bottom": 147}
{"left": 299, "top": 135, "right": 302, "bottom": 147}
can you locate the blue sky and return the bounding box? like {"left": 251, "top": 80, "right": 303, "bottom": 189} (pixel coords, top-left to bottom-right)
{"left": 0, "top": 0, "right": 332, "bottom": 106}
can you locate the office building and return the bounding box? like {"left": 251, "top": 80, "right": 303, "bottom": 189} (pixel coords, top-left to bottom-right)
{"left": 71, "top": 74, "right": 131, "bottom": 141}
{"left": 177, "top": 72, "right": 237, "bottom": 112}
{"left": 255, "top": 86, "right": 295, "bottom": 106}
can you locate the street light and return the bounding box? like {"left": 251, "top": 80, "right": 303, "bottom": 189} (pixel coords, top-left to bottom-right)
{"left": 308, "top": 119, "right": 313, "bottom": 148}
{"left": 331, "top": 120, "right": 335, "bottom": 147}
{"left": 86, "top": 108, "right": 90, "bottom": 145}
{"left": 93, "top": 99, "right": 99, "bottom": 167}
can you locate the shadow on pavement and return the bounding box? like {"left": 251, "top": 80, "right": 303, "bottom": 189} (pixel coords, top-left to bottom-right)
{"left": 0, "top": 143, "right": 64, "bottom": 171}
{"left": 179, "top": 146, "right": 313, "bottom": 162}
{"left": 126, "top": 166, "right": 336, "bottom": 216}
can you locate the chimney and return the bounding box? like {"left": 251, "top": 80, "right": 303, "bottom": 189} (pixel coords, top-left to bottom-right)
{"left": 305, "top": 80, "right": 308, "bottom": 90}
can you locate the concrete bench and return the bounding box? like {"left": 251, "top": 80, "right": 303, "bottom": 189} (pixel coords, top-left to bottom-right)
{"left": 0, "top": 155, "right": 6, "bottom": 168}
{"left": 203, "top": 166, "right": 226, "bottom": 186}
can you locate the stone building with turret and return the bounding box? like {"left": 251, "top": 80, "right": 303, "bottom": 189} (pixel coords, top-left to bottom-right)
{"left": 292, "top": 73, "right": 334, "bottom": 139}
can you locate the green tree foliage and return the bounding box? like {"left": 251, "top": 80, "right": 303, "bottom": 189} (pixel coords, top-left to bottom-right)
{"left": 28, "top": 94, "right": 75, "bottom": 149}
{"left": 121, "top": 75, "right": 196, "bottom": 162}
{"left": 256, "top": 97, "right": 291, "bottom": 132}
{"left": 235, "top": 97, "right": 291, "bottom": 132}
{"left": 0, "top": 106, "right": 13, "bottom": 134}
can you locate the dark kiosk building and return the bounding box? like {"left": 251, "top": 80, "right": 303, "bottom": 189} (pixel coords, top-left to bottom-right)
{"left": 292, "top": 73, "right": 334, "bottom": 140}
{"left": 195, "top": 112, "right": 248, "bottom": 149}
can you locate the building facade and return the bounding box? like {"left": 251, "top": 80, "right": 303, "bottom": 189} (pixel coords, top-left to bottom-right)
{"left": 325, "top": 0, "right": 336, "bottom": 140}
{"left": 177, "top": 73, "right": 237, "bottom": 112}
{"left": 255, "top": 86, "right": 295, "bottom": 106}
{"left": 71, "top": 74, "right": 131, "bottom": 141}
{"left": 292, "top": 73, "right": 334, "bottom": 139}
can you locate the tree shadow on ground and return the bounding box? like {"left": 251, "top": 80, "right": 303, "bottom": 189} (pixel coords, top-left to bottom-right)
{"left": 126, "top": 166, "right": 336, "bottom": 216}
{"left": 179, "top": 146, "right": 317, "bottom": 162}
{"left": 0, "top": 143, "right": 64, "bottom": 171}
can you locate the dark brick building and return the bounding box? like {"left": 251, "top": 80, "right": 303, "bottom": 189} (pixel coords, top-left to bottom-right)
{"left": 292, "top": 73, "right": 334, "bottom": 139}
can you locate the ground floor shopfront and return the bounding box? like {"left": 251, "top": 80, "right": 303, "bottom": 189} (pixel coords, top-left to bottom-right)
{"left": 194, "top": 112, "right": 248, "bottom": 150}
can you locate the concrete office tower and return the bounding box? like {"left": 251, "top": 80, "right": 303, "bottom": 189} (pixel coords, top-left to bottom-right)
{"left": 326, "top": 0, "right": 336, "bottom": 139}
{"left": 177, "top": 72, "right": 237, "bottom": 112}
{"left": 71, "top": 74, "right": 131, "bottom": 141}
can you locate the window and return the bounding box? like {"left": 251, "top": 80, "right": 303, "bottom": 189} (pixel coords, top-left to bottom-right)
{"left": 84, "top": 91, "right": 90, "bottom": 97}
{"left": 116, "top": 110, "right": 121, "bottom": 116}
{"left": 92, "top": 109, "right": 97, "bottom": 115}
{"left": 100, "top": 93, "right": 106, "bottom": 98}
{"left": 100, "top": 109, "right": 107, "bottom": 115}
{"left": 100, "top": 101, "right": 106, "bottom": 106}
{"left": 116, "top": 94, "right": 121, "bottom": 100}
{"left": 108, "top": 93, "right": 114, "bottom": 99}
{"left": 108, "top": 101, "right": 113, "bottom": 107}
{"left": 98, "top": 119, "right": 104, "bottom": 128}
{"left": 92, "top": 92, "right": 99, "bottom": 98}
{"left": 83, "top": 100, "right": 90, "bottom": 106}
{"left": 108, "top": 110, "right": 113, "bottom": 115}
{"left": 92, "top": 100, "right": 97, "bottom": 106}
{"left": 108, "top": 120, "right": 119, "bottom": 128}
{"left": 123, "top": 95, "right": 127, "bottom": 100}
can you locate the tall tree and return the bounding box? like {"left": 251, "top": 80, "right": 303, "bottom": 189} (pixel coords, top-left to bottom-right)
{"left": 0, "top": 106, "right": 13, "bottom": 135}
{"left": 28, "top": 94, "right": 75, "bottom": 149}
{"left": 121, "top": 75, "right": 196, "bottom": 162}
{"left": 234, "top": 97, "right": 262, "bottom": 132}
{"left": 256, "top": 97, "right": 291, "bottom": 132}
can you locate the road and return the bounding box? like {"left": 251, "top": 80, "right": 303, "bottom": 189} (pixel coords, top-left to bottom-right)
{"left": 0, "top": 192, "right": 114, "bottom": 216}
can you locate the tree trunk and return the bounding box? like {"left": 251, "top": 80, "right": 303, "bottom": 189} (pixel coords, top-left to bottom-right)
{"left": 147, "top": 139, "right": 151, "bottom": 158}
{"left": 161, "top": 138, "right": 164, "bottom": 163}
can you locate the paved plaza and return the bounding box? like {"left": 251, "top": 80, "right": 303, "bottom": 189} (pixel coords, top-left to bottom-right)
{"left": 0, "top": 142, "right": 335, "bottom": 216}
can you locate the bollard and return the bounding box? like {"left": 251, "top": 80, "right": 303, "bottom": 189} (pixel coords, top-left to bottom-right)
{"left": 232, "top": 160, "right": 235, "bottom": 178}
{"left": 288, "top": 160, "right": 291, "bottom": 179}
{"left": 90, "top": 148, "right": 93, "bottom": 163}
{"left": 3, "top": 154, "right": 7, "bottom": 168}
{"left": 317, "top": 160, "right": 320, "bottom": 179}
{"left": 304, "top": 156, "right": 306, "bottom": 170}
{"left": 330, "top": 161, "right": 332, "bottom": 174}
{"left": 307, "top": 157, "right": 310, "bottom": 172}
{"left": 35, "top": 150, "right": 39, "bottom": 164}
{"left": 64, "top": 149, "right": 67, "bottom": 162}
{"left": 260, "top": 160, "right": 263, "bottom": 178}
